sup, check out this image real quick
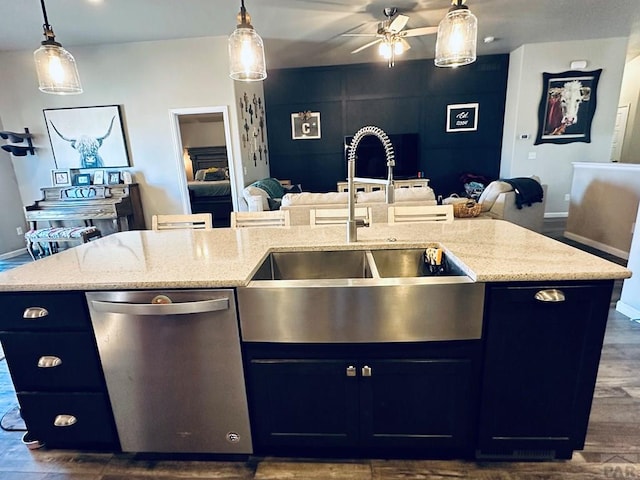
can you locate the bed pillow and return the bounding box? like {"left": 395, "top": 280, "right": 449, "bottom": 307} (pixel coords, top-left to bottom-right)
{"left": 203, "top": 167, "right": 226, "bottom": 181}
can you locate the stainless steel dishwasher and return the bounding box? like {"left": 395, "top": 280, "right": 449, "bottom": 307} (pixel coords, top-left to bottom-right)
{"left": 86, "top": 290, "right": 252, "bottom": 454}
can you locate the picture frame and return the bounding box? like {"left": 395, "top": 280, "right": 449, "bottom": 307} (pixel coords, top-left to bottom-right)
{"left": 291, "top": 111, "right": 321, "bottom": 140}
{"left": 534, "top": 69, "right": 602, "bottom": 145}
{"left": 72, "top": 173, "right": 92, "bottom": 186}
{"left": 93, "top": 170, "right": 105, "bottom": 185}
{"left": 43, "top": 105, "right": 131, "bottom": 169}
{"left": 107, "top": 171, "right": 121, "bottom": 185}
{"left": 51, "top": 169, "right": 71, "bottom": 187}
{"left": 446, "top": 103, "right": 479, "bottom": 132}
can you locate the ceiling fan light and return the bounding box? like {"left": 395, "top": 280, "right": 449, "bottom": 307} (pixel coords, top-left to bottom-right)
{"left": 378, "top": 41, "right": 392, "bottom": 59}
{"left": 228, "top": 0, "right": 267, "bottom": 81}
{"left": 434, "top": 7, "right": 477, "bottom": 68}
{"left": 393, "top": 39, "right": 404, "bottom": 55}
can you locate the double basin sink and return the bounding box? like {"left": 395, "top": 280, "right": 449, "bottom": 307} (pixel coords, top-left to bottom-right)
{"left": 237, "top": 247, "right": 485, "bottom": 344}
{"left": 251, "top": 248, "right": 470, "bottom": 282}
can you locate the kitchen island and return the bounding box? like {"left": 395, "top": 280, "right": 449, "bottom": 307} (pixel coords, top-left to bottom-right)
{"left": 0, "top": 219, "right": 632, "bottom": 460}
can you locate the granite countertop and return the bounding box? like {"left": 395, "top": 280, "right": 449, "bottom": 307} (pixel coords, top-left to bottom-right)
{"left": 0, "top": 219, "right": 631, "bottom": 292}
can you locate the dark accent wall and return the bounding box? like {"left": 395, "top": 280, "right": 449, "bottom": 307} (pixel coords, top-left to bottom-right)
{"left": 264, "top": 54, "right": 509, "bottom": 197}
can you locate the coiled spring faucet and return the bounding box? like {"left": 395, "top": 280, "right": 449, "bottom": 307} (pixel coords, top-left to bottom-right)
{"left": 346, "top": 126, "right": 395, "bottom": 242}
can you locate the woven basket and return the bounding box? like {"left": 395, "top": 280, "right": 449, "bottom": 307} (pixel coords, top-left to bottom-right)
{"left": 453, "top": 200, "right": 482, "bottom": 218}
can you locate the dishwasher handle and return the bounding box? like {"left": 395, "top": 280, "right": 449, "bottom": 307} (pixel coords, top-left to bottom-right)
{"left": 89, "top": 297, "right": 229, "bottom": 316}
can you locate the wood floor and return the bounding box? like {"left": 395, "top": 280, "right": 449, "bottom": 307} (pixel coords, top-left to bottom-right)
{"left": 0, "top": 222, "right": 639, "bottom": 479}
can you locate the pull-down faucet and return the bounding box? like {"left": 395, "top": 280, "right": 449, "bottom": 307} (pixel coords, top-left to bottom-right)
{"left": 346, "top": 126, "right": 396, "bottom": 242}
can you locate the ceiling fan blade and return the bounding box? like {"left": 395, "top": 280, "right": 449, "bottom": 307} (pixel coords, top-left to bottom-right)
{"left": 399, "top": 38, "right": 411, "bottom": 51}
{"left": 402, "top": 26, "right": 439, "bottom": 37}
{"left": 351, "top": 38, "right": 382, "bottom": 54}
{"left": 389, "top": 14, "right": 409, "bottom": 33}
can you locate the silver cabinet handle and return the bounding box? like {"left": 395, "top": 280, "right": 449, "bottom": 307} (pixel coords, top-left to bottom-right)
{"left": 534, "top": 289, "right": 566, "bottom": 303}
{"left": 346, "top": 365, "right": 356, "bottom": 377}
{"left": 89, "top": 297, "right": 229, "bottom": 316}
{"left": 362, "top": 365, "right": 372, "bottom": 377}
{"left": 23, "top": 307, "right": 49, "bottom": 319}
{"left": 53, "top": 415, "right": 77, "bottom": 427}
{"left": 37, "top": 356, "right": 62, "bottom": 368}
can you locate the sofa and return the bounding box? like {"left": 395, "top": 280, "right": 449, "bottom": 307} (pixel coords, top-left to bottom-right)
{"left": 476, "top": 178, "right": 547, "bottom": 232}
{"left": 279, "top": 187, "right": 437, "bottom": 226}
{"left": 241, "top": 178, "right": 300, "bottom": 211}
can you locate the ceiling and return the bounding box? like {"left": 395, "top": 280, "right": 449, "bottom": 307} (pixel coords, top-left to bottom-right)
{"left": 1, "top": 0, "right": 640, "bottom": 70}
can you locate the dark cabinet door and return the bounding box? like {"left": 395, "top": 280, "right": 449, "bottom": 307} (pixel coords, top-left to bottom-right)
{"left": 248, "top": 359, "right": 359, "bottom": 449}
{"left": 360, "top": 358, "right": 475, "bottom": 450}
{"left": 0, "top": 332, "right": 104, "bottom": 391}
{"left": 19, "top": 392, "right": 118, "bottom": 448}
{"left": 478, "top": 281, "right": 613, "bottom": 458}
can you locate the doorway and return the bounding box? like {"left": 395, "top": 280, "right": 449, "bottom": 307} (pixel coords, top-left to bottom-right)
{"left": 169, "top": 106, "right": 238, "bottom": 228}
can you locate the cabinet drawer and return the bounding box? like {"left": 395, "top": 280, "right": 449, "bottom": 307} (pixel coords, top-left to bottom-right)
{"left": 0, "top": 332, "right": 104, "bottom": 391}
{"left": 0, "top": 292, "right": 90, "bottom": 331}
{"left": 18, "top": 392, "right": 118, "bottom": 449}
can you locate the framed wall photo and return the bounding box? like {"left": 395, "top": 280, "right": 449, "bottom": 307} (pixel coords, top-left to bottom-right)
{"left": 51, "top": 169, "right": 71, "bottom": 187}
{"left": 43, "top": 105, "right": 131, "bottom": 169}
{"left": 93, "top": 170, "right": 105, "bottom": 185}
{"left": 107, "top": 171, "right": 121, "bottom": 185}
{"left": 291, "top": 111, "right": 321, "bottom": 140}
{"left": 446, "top": 103, "right": 479, "bottom": 132}
{"left": 72, "top": 173, "right": 92, "bottom": 186}
{"left": 534, "top": 69, "right": 602, "bottom": 145}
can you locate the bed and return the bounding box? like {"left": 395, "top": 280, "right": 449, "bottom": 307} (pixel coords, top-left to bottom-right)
{"left": 187, "top": 146, "right": 233, "bottom": 227}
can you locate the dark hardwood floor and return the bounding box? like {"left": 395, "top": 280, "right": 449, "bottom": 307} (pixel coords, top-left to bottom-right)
{"left": 0, "top": 220, "right": 638, "bottom": 479}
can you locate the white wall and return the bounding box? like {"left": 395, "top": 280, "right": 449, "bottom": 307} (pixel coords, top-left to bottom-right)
{"left": 179, "top": 116, "right": 226, "bottom": 148}
{"left": 0, "top": 119, "right": 30, "bottom": 256}
{"left": 500, "top": 38, "right": 628, "bottom": 217}
{"left": 0, "top": 36, "right": 251, "bottom": 228}
{"left": 618, "top": 54, "right": 640, "bottom": 164}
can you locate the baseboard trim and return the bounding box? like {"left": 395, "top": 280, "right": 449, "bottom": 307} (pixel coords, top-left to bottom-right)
{"left": 544, "top": 212, "right": 569, "bottom": 219}
{"left": 0, "top": 248, "right": 28, "bottom": 261}
{"left": 616, "top": 300, "right": 640, "bottom": 321}
{"left": 563, "top": 231, "right": 629, "bottom": 260}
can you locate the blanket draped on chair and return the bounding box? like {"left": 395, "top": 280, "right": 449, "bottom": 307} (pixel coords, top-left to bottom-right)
{"left": 503, "top": 178, "right": 544, "bottom": 209}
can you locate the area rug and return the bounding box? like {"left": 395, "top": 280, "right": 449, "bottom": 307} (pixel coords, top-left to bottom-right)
{"left": 0, "top": 405, "right": 26, "bottom": 431}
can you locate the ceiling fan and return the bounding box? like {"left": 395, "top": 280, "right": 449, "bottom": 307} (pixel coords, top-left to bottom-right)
{"left": 343, "top": 7, "right": 438, "bottom": 67}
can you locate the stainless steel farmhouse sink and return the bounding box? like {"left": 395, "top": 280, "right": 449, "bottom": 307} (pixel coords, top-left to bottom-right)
{"left": 369, "top": 248, "right": 469, "bottom": 278}
{"left": 252, "top": 250, "right": 374, "bottom": 280}
{"left": 237, "top": 247, "right": 484, "bottom": 344}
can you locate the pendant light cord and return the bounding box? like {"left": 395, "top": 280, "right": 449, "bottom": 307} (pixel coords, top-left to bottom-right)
{"left": 40, "top": 0, "right": 51, "bottom": 30}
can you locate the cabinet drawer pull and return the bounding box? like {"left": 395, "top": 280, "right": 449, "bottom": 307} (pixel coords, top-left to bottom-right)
{"left": 534, "top": 289, "right": 566, "bottom": 303}
{"left": 362, "top": 365, "right": 372, "bottom": 377}
{"left": 346, "top": 365, "right": 356, "bottom": 377}
{"left": 23, "top": 307, "right": 49, "bottom": 319}
{"left": 37, "top": 356, "right": 62, "bottom": 368}
{"left": 53, "top": 415, "right": 77, "bottom": 427}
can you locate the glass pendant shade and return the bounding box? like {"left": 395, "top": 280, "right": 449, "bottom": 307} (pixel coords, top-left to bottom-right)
{"left": 434, "top": 7, "right": 477, "bottom": 68}
{"left": 228, "top": 27, "right": 267, "bottom": 81}
{"left": 34, "top": 42, "right": 82, "bottom": 94}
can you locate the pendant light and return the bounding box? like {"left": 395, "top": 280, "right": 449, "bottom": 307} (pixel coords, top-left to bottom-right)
{"left": 434, "top": 0, "right": 477, "bottom": 68}
{"left": 228, "top": 0, "right": 267, "bottom": 81}
{"left": 33, "top": 0, "right": 82, "bottom": 94}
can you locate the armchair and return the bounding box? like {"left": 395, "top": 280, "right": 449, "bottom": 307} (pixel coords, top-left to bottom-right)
{"left": 478, "top": 179, "right": 547, "bottom": 232}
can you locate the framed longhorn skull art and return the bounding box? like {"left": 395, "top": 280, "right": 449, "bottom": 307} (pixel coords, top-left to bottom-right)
{"left": 43, "top": 105, "right": 131, "bottom": 169}
{"left": 534, "top": 69, "right": 602, "bottom": 145}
